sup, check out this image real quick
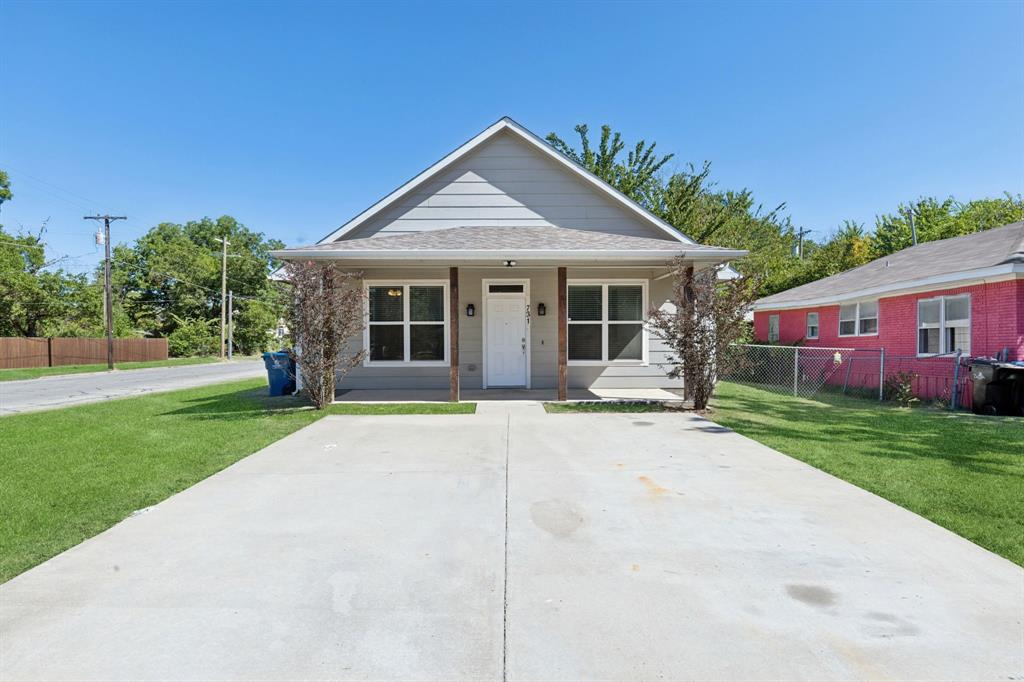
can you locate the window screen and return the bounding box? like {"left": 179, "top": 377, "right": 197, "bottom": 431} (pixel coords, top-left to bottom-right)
{"left": 806, "top": 312, "right": 819, "bottom": 339}
{"left": 367, "top": 283, "right": 446, "bottom": 363}
{"left": 858, "top": 301, "right": 878, "bottom": 335}
{"left": 568, "top": 286, "right": 602, "bottom": 321}
{"left": 838, "top": 304, "right": 856, "bottom": 336}
{"left": 369, "top": 286, "right": 403, "bottom": 322}
{"left": 567, "top": 283, "right": 645, "bottom": 362}
{"left": 918, "top": 295, "right": 970, "bottom": 354}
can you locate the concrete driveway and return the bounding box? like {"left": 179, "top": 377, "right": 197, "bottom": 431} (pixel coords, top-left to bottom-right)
{"left": 0, "top": 359, "right": 264, "bottom": 415}
{"left": 1, "top": 403, "right": 1021, "bottom": 681}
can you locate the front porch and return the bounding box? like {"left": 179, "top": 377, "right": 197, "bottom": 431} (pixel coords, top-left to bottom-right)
{"left": 334, "top": 386, "right": 685, "bottom": 403}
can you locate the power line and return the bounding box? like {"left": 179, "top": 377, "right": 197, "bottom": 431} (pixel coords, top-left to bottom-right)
{"left": 4, "top": 165, "right": 104, "bottom": 209}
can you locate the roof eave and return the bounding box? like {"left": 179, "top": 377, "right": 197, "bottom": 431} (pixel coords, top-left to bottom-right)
{"left": 271, "top": 248, "right": 747, "bottom": 262}
{"left": 752, "top": 263, "right": 1023, "bottom": 310}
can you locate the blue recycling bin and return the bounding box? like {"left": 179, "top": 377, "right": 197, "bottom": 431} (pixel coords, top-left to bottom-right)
{"left": 262, "top": 351, "right": 296, "bottom": 396}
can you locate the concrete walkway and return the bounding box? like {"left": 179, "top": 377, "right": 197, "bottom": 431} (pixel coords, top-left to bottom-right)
{"left": 0, "top": 360, "right": 264, "bottom": 415}
{"left": 1, "top": 402, "right": 1021, "bottom": 680}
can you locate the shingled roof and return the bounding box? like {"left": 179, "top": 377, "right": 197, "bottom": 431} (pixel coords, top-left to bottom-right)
{"left": 755, "top": 221, "right": 1024, "bottom": 309}
{"left": 273, "top": 225, "right": 747, "bottom": 261}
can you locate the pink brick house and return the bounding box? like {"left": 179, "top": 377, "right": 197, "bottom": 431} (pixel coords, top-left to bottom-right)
{"left": 751, "top": 222, "right": 1024, "bottom": 403}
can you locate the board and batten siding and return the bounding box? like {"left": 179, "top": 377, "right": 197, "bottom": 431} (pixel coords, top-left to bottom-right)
{"left": 335, "top": 267, "right": 681, "bottom": 391}
{"left": 340, "top": 130, "right": 677, "bottom": 242}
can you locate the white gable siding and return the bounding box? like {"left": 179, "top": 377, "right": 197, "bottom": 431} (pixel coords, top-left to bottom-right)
{"left": 342, "top": 130, "right": 676, "bottom": 241}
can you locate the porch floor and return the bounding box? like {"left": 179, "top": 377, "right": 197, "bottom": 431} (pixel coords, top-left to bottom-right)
{"left": 333, "top": 387, "right": 684, "bottom": 403}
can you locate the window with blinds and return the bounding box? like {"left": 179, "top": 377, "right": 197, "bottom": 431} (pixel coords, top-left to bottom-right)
{"left": 567, "top": 282, "right": 646, "bottom": 363}
{"left": 367, "top": 282, "right": 447, "bottom": 363}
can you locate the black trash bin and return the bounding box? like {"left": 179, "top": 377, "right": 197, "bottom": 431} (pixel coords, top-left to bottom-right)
{"left": 970, "top": 359, "right": 1024, "bottom": 416}
{"left": 262, "top": 351, "right": 296, "bottom": 397}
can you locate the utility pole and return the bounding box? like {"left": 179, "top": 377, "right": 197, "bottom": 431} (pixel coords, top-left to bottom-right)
{"left": 794, "top": 227, "right": 812, "bottom": 259}
{"left": 907, "top": 203, "right": 918, "bottom": 245}
{"left": 215, "top": 236, "right": 230, "bottom": 359}
{"left": 84, "top": 215, "right": 127, "bottom": 370}
{"left": 227, "top": 290, "right": 234, "bottom": 360}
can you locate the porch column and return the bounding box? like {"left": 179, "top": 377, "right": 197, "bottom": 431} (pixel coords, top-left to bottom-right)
{"left": 449, "top": 266, "right": 460, "bottom": 402}
{"left": 557, "top": 266, "right": 567, "bottom": 401}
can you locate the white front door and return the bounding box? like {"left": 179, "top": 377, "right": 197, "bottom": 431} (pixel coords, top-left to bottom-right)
{"left": 486, "top": 296, "right": 527, "bottom": 387}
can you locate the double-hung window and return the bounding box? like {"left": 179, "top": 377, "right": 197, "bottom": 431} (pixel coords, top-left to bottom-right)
{"left": 918, "top": 295, "right": 970, "bottom": 355}
{"left": 567, "top": 281, "right": 646, "bottom": 363}
{"left": 838, "top": 300, "right": 878, "bottom": 336}
{"left": 805, "top": 312, "right": 819, "bottom": 339}
{"left": 366, "top": 282, "right": 447, "bottom": 364}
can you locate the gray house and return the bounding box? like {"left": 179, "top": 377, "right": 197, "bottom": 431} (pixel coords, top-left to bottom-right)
{"left": 272, "top": 117, "right": 745, "bottom": 399}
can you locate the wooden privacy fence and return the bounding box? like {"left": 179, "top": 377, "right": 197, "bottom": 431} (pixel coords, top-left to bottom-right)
{"left": 0, "top": 337, "right": 169, "bottom": 369}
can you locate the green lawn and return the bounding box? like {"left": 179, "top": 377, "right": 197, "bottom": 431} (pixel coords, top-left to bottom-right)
{"left": 0, "top": 356, "right": 224, "bottom": 381}
{"left": 0, "top": 379, "right": 474, "bottom": 582}
{"left": 711, "top": 382, "right": 1024, "bottom": 566}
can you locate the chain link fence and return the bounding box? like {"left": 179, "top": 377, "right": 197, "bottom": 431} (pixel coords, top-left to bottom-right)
{"left": 722, "top": 344, "right": 971, "bottom": 410}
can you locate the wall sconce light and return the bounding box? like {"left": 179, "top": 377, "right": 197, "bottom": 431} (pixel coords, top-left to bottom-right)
{"left": 537, "top": 303, "right": 546, "bottom": 316}
{"left": 466, "top": 303, "right": 475, "bottom": 317}
{"left": 503, "top": 259, "right": 517, "bottom": 267}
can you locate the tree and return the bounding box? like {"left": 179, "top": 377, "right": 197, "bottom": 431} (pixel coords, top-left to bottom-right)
{"left": 108, "top": 216, "right": 286, "bottom": 355}
{"left": 546, "top": 124, "right": 673, "bottom": 206}
{"left": 284, "top": 262, "right": 366, "bottom": 409}
{"left": 546, "top": 124, "right": 804, "bottom": 296}
{"left": 0, "top": 170, "right": 12, "bottom": 211}
{"left": 872, "top": 194, "right": 1024, "bottom": 257}
{"left": 647, "top": 260, "right": 758, "bottom": 410}
{"left": 0, "top": 175, "right": 105, "bottom": 338}
{"left": 781, "top": 220, "right": 874, "bottom": 289}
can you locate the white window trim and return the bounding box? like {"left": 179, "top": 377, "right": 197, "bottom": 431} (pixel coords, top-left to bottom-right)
{"left": 767, "top": 314, "right": 780, "bottom": 342}
{"left": 805, "top": 312, "right": 819, "bottom": 340}
{"left": 481, "top": 278, "right": 532, "bottom": 389}
{"left": 917, "top": 294, "right": 971, "bottom": 357}
{"left": 837, "top": 300, "right": 879, "bottom": 337}
{"left": 566, "top": 279, "right": 649, "bottom": 366}
{"left": 363, "top": 279, "right": 450, "bottom": 366}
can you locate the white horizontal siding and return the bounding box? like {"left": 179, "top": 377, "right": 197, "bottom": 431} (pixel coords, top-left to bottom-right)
{"left": 343, "top": 130, "right": 674, "bottom": 241}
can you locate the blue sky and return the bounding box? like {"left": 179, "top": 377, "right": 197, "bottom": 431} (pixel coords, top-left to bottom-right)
{"left": 1, "top": 0, "right": 1022, "bottom": 273}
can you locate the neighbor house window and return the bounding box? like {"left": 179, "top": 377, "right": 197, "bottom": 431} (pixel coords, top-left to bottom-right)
{"left": 767, "top": 315, "right": 780, "bottom": 342}
{"left": 567, "top": 281, "right": 646, "bottom": 363}
{"left": 918, "top": 294, "right": 970, "bottom": 355}
{"left": 838, "top": 301, "right": 878, "bottom": 336}
{"left": 806, "top": 312, "right": 819, "bottom": 339}
{"left": 366, "top": 281, "right": 447, "bottom": 363}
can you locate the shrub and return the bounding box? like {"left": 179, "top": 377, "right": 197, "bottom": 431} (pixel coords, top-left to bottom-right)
{"left": 883, "top": 371, "right": 919, "bottom": 407}
{"left": 167, "top": 316, "right": 218, "bottom": 357}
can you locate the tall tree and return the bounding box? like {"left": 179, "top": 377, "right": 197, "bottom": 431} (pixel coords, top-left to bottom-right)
{"left": 109, "top": 215, "right": 286, "bottom": 355}
{"left": 0, "top": 175, "right": 103, "bottom": 337}
{"left": 873, "top": 194, "right": 1024, "bottom": 257}
{"left": 545, "top": 124, "right": 804, "bottom": 296}
{"left": 546, "top": 124, "right": 673, "bottom": 206}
